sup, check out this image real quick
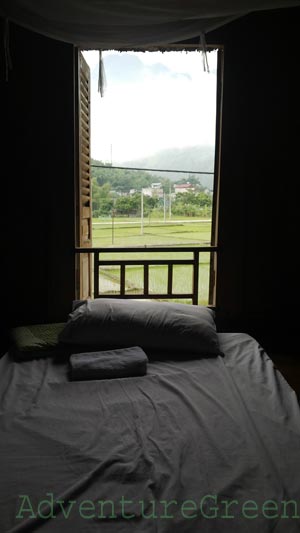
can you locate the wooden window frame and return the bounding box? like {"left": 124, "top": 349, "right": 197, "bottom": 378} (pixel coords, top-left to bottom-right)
{"left": 74, "top": 45, "right": 223, "bottom": 305}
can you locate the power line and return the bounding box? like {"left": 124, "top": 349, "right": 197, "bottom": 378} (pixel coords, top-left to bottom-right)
{"left": 91, "top": 164, "right": 214, "bottom": 175}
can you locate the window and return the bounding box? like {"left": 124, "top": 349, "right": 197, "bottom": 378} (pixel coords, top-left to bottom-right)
{"left": 75, "top": 47, "right": 223, "bottom": 305}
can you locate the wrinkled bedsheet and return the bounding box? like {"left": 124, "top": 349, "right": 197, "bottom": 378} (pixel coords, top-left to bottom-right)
{"left": 0, "top": 333, "right": 300, "bottom": 532}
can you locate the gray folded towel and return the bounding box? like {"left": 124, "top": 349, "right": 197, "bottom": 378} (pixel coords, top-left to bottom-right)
{"left": 70, "top": 346, "right": 148, "bottom": 381}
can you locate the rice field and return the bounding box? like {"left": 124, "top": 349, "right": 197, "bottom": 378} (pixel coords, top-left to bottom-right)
{"left": 92, "top": 216, "right": 212, "bottom": 305}
{"left": 92, "top": 216, "right": 211, "bottom": 247}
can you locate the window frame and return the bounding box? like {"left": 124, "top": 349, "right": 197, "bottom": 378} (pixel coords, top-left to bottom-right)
{"left": 75, "top": 44, "right": 223, "bottom": 306}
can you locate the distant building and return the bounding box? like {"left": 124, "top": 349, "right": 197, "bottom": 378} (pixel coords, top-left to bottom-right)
{"left": 142, "top": 186, "right": 163, "bottom": 198}
{"left": 174, "top": 183, "right": 195, "bottom": 194}
{"left": 142, "top": 187, "right": 153, "bottom": 197}
{"left": 151, "top": 182, "right": 162, "bottom": 189}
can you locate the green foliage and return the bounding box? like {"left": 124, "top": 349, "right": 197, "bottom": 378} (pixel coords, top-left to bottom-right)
{"left": 92, "top": 178, "right": 114, "bottom": 216}
{"left": 172, "top": 191, "right": 212, "bottom": 217}
{"left": 174, "top": 175, "right": 205, "bottom": 189}
{"left": 92, "top": 159, "right": 155, "bottom": 192}
{"left": 160, "top": 177, "right": 173, "bottom": 193}
{"left": 114, "top": 194, "right": 140, "bottom": 216}
{"left": 91, "top": 160, "right": 212, "bottom": 218}
{"left": 114, "top": 193, "right": 159, "bottom": 216}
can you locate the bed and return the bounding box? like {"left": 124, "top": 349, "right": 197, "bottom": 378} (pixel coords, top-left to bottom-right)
{"left": 1, "top": 299, "right": 300, "bottom": 532}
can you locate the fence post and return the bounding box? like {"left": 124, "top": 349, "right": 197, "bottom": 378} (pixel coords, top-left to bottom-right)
{"left": 94, "top": 251, "right": 99, "bottom": 298}
{"left": 192, "top": 250, "right": 199, "bottom": 305}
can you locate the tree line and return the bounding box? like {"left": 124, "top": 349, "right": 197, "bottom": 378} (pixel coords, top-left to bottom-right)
{"left": 91, "top": 160, "right": 212, "bottom": 218}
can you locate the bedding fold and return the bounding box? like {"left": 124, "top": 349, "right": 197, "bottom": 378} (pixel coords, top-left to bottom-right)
{"left": 69, "top": 346, "right": 148, "bottom": 381}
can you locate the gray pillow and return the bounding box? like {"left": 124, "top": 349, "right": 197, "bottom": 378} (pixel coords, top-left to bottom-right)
{"left": 59, "top": 299, "right": 220, "bottom": 356}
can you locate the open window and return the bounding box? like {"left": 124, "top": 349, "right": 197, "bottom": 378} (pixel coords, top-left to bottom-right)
{"left": 75, "top": 46, "right": 223, "bottom": 305}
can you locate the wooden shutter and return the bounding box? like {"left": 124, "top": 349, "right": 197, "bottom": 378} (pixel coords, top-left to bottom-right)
{"left": 76, "top": 52, "right": 92, "bottom": 299}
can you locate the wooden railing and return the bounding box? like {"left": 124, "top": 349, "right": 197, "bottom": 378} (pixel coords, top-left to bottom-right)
{"left": 75, "top": 246, "right": 218, "bottom": 305}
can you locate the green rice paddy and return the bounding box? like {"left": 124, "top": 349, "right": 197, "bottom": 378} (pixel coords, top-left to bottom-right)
{"left": 92, "top": 216, "right": 212, "bottom": 305}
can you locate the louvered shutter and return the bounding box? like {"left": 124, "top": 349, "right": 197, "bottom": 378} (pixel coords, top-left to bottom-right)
{"left": 76, "top": 52, "right": 92, "bottom": 299}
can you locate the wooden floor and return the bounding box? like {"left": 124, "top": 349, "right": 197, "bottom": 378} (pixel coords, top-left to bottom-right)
{"left": 270, "top": 354, "right": 300, "bottom": 400}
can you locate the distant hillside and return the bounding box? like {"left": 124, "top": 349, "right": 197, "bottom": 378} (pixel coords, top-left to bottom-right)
{"left": 123, "top": 145, "right": 215, "bottom": 189}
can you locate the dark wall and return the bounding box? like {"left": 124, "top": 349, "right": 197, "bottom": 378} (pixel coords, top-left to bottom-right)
{"left": 207, "top": 8, "right": 300, "bottom": 351}
{"left": 1, "top": 8, "right": 300, "bottom": 354}
{"left": 1, "top": 22, "right": 76, "bottom": 353}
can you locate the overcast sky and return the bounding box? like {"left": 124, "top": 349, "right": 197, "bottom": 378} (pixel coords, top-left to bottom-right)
{"left": 82, "top": 49, "right": 218, "bottom": 164}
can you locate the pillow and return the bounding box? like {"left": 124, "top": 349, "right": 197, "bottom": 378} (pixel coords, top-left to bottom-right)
{"left": 59, "top": 299, "right": 220, "bottom": 356}
{"left": 10, "top": 322, "right": 67, "bottom": 360}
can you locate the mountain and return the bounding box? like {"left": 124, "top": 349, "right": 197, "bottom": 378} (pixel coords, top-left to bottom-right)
{"left": 122, "top": 145, "right": 215, "bottom": 189}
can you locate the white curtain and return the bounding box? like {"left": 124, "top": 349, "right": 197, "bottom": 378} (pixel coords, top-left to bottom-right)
{"left": 1, "top": 0, "right": 300, "bottom": 47}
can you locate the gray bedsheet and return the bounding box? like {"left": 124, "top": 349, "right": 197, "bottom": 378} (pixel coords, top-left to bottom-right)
{"left": 0, "top": 333, "right": 300, "bottom": 532}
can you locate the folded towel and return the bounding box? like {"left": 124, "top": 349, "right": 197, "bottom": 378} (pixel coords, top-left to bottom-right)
{"left": 69, "top": 346, "right": 148, "bottom": 381}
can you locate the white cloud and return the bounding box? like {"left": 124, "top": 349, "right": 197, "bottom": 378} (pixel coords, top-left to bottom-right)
{"left": 83, "top": 50, "right": 218, "bottom": 164}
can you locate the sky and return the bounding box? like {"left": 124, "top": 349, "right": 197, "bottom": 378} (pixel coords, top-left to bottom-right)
{"left": 82, "top": 49, "right": 218, "bottom": 164}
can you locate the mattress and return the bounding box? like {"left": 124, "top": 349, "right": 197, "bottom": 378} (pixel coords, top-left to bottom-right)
{"left": 0, "top": 333, "right": 300, "bottom": 532}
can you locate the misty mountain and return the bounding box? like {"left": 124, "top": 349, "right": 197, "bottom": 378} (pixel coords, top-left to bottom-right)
{"left": 122, "top": 145, "right": 215, "bottom": 189}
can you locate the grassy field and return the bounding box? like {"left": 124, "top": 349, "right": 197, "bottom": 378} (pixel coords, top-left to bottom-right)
{"left": 92, "top": 216, "right": 212, "bottom": 305}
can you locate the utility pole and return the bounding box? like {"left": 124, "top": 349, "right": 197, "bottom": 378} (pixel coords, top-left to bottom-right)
{"left": 111, "top": 199, "right": 116, "bottom": 245}
{"left": 140, "top": 190, "right": 144, "bottom": 235}
{"left": 111, "top": 207, "right": 115, "bottom": 245}
{"left": 169, "top": 183, "right": 172, "bottom": 218}
{"left": 163, "top": 193, "right": 166, "bottom": 223}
